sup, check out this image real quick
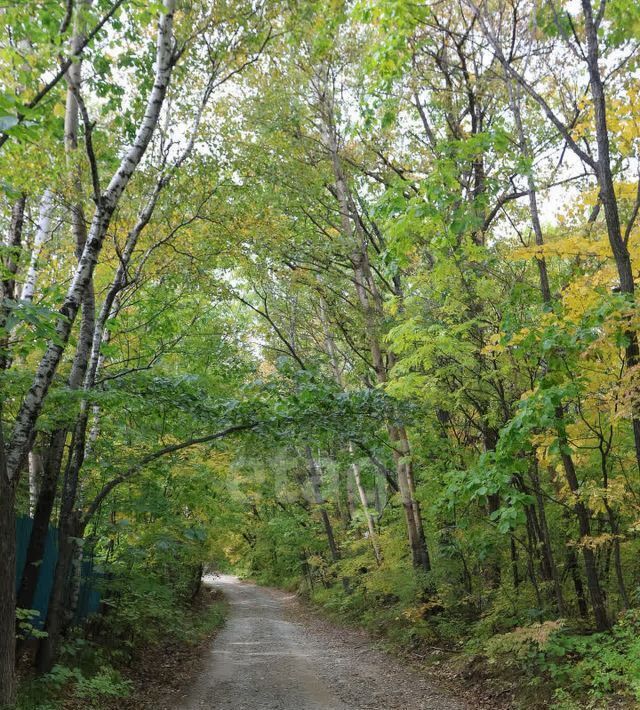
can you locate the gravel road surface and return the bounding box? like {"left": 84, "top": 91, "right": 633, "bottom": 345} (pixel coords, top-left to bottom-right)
{"left": 179, "top": 575, "right": 467, "bottom": 710}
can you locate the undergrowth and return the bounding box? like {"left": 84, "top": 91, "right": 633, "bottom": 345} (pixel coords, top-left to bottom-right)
{"left": 15, "top": 581, "right": 226, "bottom": 710}
{"left": 251, "top": 531, "right": 640, "bottom": 709}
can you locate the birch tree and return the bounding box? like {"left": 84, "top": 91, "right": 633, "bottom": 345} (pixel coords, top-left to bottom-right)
{"left": 0, "top": 2, "right": 178, "bottom": 701}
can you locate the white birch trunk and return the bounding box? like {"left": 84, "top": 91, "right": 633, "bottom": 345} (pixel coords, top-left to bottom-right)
{"left": 350, "top": 446, "right": 382, "bottom": 565}
{"left": 21, "top": 189, "right": 53, "bottom": 303}
{"left": 27, "top": 450, "right": 44, "bottom": 516}
{"left": 5, "top": 0, "right": 177, "bottom": 481}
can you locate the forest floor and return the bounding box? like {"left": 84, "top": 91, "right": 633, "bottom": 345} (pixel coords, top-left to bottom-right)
{"left": 169, "top": 575, "right": 492, "bottom": 710}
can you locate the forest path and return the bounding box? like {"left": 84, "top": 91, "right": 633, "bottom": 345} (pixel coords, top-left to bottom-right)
{"left": 179, "top": 575, "right": 468, "bottom": 710}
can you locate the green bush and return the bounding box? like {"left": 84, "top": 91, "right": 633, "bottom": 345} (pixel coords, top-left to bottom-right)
{"left": 547, "top": 611, "right": 640, "bottom": 707}
{"left": 480, "top": 611, "right": 640, "bottom": 707}
{"left": 16, "top": 662, "right": 131, "bottom": 710}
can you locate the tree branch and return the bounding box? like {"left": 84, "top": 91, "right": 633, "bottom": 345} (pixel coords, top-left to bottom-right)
{"left": 82, "top": 422, "right": 258, "bottom": 524}
{"left": 463, "top": 0, "right": 598, "bottom": 171}
{"left": 0, "top": 0, "right": 127, "bottom": 151}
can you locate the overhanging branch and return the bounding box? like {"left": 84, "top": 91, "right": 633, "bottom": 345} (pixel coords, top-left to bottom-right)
{"left": 82, "top": 422, "right": 258, "bottom": 525}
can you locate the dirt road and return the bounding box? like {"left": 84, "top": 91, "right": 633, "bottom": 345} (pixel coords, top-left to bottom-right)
{"left": 179, "top": 575, "right": 468, "bottom": 710}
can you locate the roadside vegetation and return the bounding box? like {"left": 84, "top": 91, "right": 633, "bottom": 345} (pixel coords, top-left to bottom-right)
{"left": 1, "top": 0, "right": 640, "bottom": 708}
{"left": 17, "top": 585, "right": 225, "bottom": 710}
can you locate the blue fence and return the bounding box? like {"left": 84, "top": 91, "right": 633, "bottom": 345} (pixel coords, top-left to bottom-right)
{"left": 15, "top": 516, "right": 102, "bottom": 628}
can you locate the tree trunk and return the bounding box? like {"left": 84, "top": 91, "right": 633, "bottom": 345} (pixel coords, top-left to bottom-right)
{"left": 67, "top": 538, "right": 85, "bottom": 626}
{"left": 559, "top": 447, "right": 609, "bottom": 630}
{"left": 20, "top": 189, "right": 53, "bottom": 303}
{"left": 3, "top": 0, "right": 177, "bottom": 484}
{"left": 306, "top": 447, "right": 340, "bottom": 563}
{"left": 16, "top": 432, "right": 65, "bottom": 616}
{"left": 0, "top": 458, "right": 17, "bottom": 707}
{"left": 349, "top": 446, "right": 382, "bottom": 565}
{"left": 27, "top": 449, "right": 43, "bottom": 516}
{"left": 566, "top": 543, "right": 589, "bottom": 619}
{"left": 36, "top": 512, "right": 84, "bottom": 673}
{"left": 510, "top": 536, "right": 520, "bottom": 588}
{"left": 580, "top": 0, "right": 640, "bottom": 467}
{"left": 484, "top": 492, "right": 502, "bottom": 588}
{"left": 317, "top": 72, "right": 430, "bottom": 572}
{"left": 19, "top": 284, "right": 94, "bottom": 650}
{"left": 531, "top": 461, "right": 565, "bottom": 615}
{"left": 509, "top": 83, "right": 552, "bottom": 305}
{"left": 604, "top": 503, "right": 629, "bottom": 608}
{"left": 336, "top": 465, "right": 352, "bottom": 529}
{"left": 36, "top": 398, "right": 96, "bottom": 671}
{"left": 0, "top": 196, "right": 26, "bottom": 707}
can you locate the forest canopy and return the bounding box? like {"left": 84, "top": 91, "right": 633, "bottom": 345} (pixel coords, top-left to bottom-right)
{"left": 1, "top": 0, "right": 640, "bottom": 707}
